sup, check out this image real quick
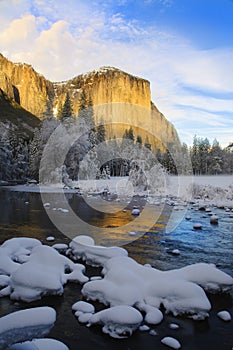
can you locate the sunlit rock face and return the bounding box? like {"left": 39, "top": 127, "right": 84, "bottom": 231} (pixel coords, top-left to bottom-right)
{"left": 0, "top": 53, "right": 53, "bottom": 118}
{"left": 0, "top": 54, "right": 179, "bottom": 150}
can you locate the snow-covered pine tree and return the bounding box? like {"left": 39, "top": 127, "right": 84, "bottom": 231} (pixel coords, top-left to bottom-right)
{"left": 78, "top": 91, "right": 97, "bottom": 149}
{"left": 96, "top": 118, "right": 106, "bottom": 144}
{"left": 59, "top": 92, "right": 73, "bottom": 123}
{"left": 29, "top": 116, "right": 59, "bottom": 180}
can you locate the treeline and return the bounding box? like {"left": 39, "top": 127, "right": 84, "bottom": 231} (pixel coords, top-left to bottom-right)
{"left": 188, "top": 136, "right": 233, "bottom": 175}
{"left": 155, "top": 136, "right": 233, "bottom": 175}
{"left": 0, "top": 90, "right": 233, "bottom": 182}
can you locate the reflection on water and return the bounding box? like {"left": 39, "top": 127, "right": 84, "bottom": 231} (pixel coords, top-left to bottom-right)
{"left": 0, "top": 188, "right": 233, "bottom": 350}
{"left": 0, "top": 187, "right": 232, "bottom": 276}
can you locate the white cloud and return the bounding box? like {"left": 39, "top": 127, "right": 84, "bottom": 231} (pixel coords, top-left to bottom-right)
{"left": 0, "top": 0, "right": 232, "bottom": 146}
{"left": 0, "top": 14, "right": 39, "bottom": 58}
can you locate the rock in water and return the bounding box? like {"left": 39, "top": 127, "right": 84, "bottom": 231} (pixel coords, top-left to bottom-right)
{"left": 210, "top": 215, "right": 219, "bottom": 224}
{"left": 161, "top": 336, "right": 181, "bottom": 349}
{"left": 193, "top": 223, "right": 202, "bottom": 229}
{"left": 217, "top": 310, "right": 231, "bottom": 321}
{"left": 0, "top": 307, "right": 56, "bottom": 350}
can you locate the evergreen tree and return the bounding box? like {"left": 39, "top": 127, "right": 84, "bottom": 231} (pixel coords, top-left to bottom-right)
{"left": 78, "top": 91, "right": 95, "bottom": 128}
{"left": 78, "top": 91, "right": 97, "bottom": 147}
{"left": 60, "top": 93, "right": 73, "bottom": 123}
{"left": 208, "top": 139, "right": 223, "bottom": 174}
{"left": 97, "top": 118, "right": 106, "bottom": 144}
{"left": 191, "top": 135, "right": 201, "bottom": 175}
{"left": 29, "top": 116, "right": 59, "bottom": 180}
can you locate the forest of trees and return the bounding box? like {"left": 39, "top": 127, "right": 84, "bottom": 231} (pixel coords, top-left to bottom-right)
{"left": 0, "top": 91, "right": 233, "bottom": 182}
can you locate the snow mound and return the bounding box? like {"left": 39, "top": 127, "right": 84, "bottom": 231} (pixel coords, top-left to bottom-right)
{"left": 131, "top": 208, "right": 140, "bottom": 216}
{"left": 69, "top": 235, "right": 128, "bottom": 266}
{"left": 10, "top": 245, "right": 88, "bottom": 302}
{"left": 46, "top": 236, "right": 55, "bottom": 242}
{"left": 82, "top": 256, "right": 233, "bottom": 321}
{"left": 171, "top": 263, "right": 233, "bottom": 293}
{"left": 217, "top": 310, "right": 231, "bottom": 322}
{"left": 72, "top": 300, "right": 95, "bottom": 314}
{"left": 8, "top": 338, "right": 69, "bottom": 350}
{"left": 0, "top": 307, "right": 56, "bottom": 350}
{"left": 0, "top": 238, "right": 89, "bottom": 302}
{"left": 86, "top": 305, "right": 143, "bottom": 338}
{"left": 161, "top": 336, "right": 181, "bottom": 349}
{"left": 0, "top": 237, "right": 41, "bottom": 275}
{"left": 52, "top": 243, "right": 68, "bottom": 253}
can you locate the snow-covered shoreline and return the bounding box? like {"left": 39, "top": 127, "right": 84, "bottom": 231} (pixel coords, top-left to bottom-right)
{"left": 3, "top": 175, "right": 233, "bottom": 193}
{"left": 3, "top": 175, "right": 233, "bottom": 211}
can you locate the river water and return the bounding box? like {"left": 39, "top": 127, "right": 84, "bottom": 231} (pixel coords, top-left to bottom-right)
{"left": 0, "top": 188, "right": 232, "bottom": 350}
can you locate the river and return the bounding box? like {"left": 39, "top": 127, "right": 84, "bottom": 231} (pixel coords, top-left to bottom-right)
{"left": 0, "top": 188, "right": 232, "bottom": 350}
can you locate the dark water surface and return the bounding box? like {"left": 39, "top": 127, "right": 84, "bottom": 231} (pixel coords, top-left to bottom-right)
{"left": 0, "top": 188, "right": 233, "bottom": 350}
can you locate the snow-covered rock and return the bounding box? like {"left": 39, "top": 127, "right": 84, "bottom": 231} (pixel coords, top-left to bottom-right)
{"left": 217, "top": 310, "right": 231, "bottom": 322}
{"left": 171, "top": 249, "right": 180, "bottom": 256}
{"left": 131, "top": 208, "right": 140, "bottom": 216}
{"left": 8, "top": 338, "right": 69, "bottom": 350}
{"left": 161, "top": 336, "right": 181, "bottom": 349}
{"left": 169, "top": 323, "right": 180, "bottom": 330}
{"left": 193, "top": 223, "right": 202, "bottom": 229}
{"left": 83, "top": 256, "right": 206, "bottom": 320}
{"left": 69, "top": 235, "right": 128, "bottom": 266}
{"left": 72, "top": 301, "right": 95, "bottom": 314}
{"left": 10, "top": 245, "right": 88, "bottom": 302}
{"left": 86, "top": 305, "right": 143, "bottom": 338}
{"left": 210, "top": 215, "right": 219, "bottom": 224}
{"left": 0, "top": 307, "right": 56, "bottom": 350}
{"left": 46, "top": 236, "right": 55, "bottom": 242}
{"left": 82, "top": 256, "right": 233, "bottom": 322}
{"left": 43, "top": 202, "right": 50, "bottom": 208}
{"left": 0, "top": 237, "right": 89, "bottom": 302}
{"left": 171, "top": 263, "right": 233, "bottom": 293}
{"left": 52, "top": 243, "right": 68, "bottom": 253}
{"left": 139, "top": 325, "right": 150, "bottom": 331}
{"left": 0, "top": 237, "right": 41, "bottom": 275}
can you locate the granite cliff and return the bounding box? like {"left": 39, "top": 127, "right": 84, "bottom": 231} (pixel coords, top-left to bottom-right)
{"left": 0, "top": 88, "right": 40, "bottom": 139}
{"left": 0, "top": 53, "right": 179, "bottom": 150}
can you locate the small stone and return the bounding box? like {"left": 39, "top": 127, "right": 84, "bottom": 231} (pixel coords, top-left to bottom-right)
{"left": 193, "top": 223, "right": 202, "bottom": 229}
{"left": 217, "top": 311, "right": 231, "bottom": 322}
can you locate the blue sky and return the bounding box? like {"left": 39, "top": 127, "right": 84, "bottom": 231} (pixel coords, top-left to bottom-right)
{"left": 0, "top": 0, "right": 233, "bottom": 147}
